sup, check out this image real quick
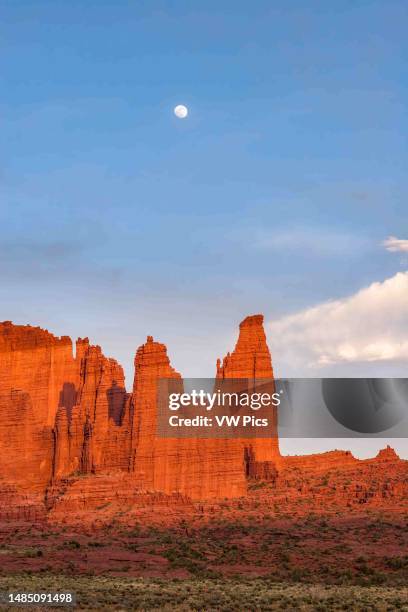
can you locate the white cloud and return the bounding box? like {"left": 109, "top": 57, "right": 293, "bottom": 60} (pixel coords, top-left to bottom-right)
{"left": 382, "top": 236, "right": 408, "bottom": 253}
{"left": 254, "top": 228, "right": 369, "bottom": 256}
{"left": 268, "top": 272, "right": 408, "bottom": 374}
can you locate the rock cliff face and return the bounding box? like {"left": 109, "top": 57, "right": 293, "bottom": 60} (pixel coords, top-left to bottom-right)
{"left": 52, "top": 339, "right": 131, "bottom": 479}
{"left": 43, "top": 446, "right": 407, "bottom": 526}
{"left": 0, "top": 324, "right": 132, "bottom": 496}
{"left": 0, "top": 321, "right": 76, "bottom": 427}
{"left": 131, "top": 336, "right": 246, "bottom": 499}
{"left": 0, "top": 317, "right": 256, "bottom": 504}
{"left": 216, "top": 314, "right": 274, "bottom": 380}
{"left": 0, "top": 322, "right": 76, "bottom": 491}
{"left": 274, "top": 449, "right": 408, "bottom": 512}
{"left": 0, "top": 316, "right": 405, "bottom": 519}
{"left": 216, "top": 314, "right": 280, "bottom": 471}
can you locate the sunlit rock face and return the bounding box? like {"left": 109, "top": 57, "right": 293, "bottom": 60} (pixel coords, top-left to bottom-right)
{"left": 0, "top": 316, "right": 259, "bottom": 504}
{"left": 0, "top": 316, "right": 404, "bottom": 522}
{"left": 0, "top": 322, "right": 77, "bottom": 492}
{"left": 131, "top": 335, "right": 246, "bottom": 499}
{"left": 216, "top": 314, "right": 280, "bottom": 467}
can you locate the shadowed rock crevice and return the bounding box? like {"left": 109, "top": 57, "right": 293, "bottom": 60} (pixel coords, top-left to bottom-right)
{"left": 106, "top": 380, "right": 127, "bottom": 425}
{"left": 58, "top": 382, "right": 77, "bottom": 421}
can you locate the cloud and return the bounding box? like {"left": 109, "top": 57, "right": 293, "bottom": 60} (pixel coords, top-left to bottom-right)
{"left": 268, "top": 272, "right": 408, "bottom": 374}
{"left": 253, "top": 227, "right": 370, "bottom": 256}
{"left": 382, "top": 236, "right": 408, "bottom": 253}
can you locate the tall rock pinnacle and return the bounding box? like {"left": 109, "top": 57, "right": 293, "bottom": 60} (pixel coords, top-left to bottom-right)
{"left": 216, "top": 314, "right": 274, "bottom": 380}
{"left": 131, "top": 336, "right": 246, "bottom": 499}
{"left": 217, "top": 314, "right": 280, "bottom": 466}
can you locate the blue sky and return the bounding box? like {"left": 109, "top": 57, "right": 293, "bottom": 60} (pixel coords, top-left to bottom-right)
{"left": 1, "top": 0, "right": 407, "bottom": 429}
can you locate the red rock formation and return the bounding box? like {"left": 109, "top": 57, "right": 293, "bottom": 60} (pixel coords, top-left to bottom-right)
{"left": 282, "top": 450, "right": 357, "bottom": 472}
{"left": 131, "top": 335, "right": 181, "bottom": 490}
{"left": 274, "top": 448, "right": 408, "bottom": 512}
{"left": 40, "top": 444, "right": 407, "bottom": 529}
{"left": 217, "top": 314, "right": 274, "bottom": 380}
{"left": 0, "top": 323, "right": 130, "bottom": 496}
{"left": 52, "top": 339, "right": 130, "bottom": 479}
{"left": 131, "top": 336, "right": 246, "bottom": 499}
{"left": 46, "top": 473, "right": 193, "bottom": 525}
{"left": 216, "top": 314, "right": 280, "bottom": 468}
{"left": 375, "top": 445, "right": 399, "bottom": 462}
{"left": 0, "top": 315, "right": 406, "bottom": 521}
{"left": 0, "top": 323, "right": 77, "bottom": 492}
{"left": 0, "top": 321, "right": 77, "bottom": 427}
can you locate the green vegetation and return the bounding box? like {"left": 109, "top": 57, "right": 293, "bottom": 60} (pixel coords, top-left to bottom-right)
{"left": 60, "top": 540, "right": 81, "bottom": 550}
{"left": 0, "top": 575, "right": 406, "bottom": 610}
{"left": 0, "top": 511, "right": 406, "bottom": 609}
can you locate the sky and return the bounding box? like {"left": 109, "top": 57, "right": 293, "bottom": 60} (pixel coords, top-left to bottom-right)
{"left": 1, "top": 0, "right": 407, "bottom": 457}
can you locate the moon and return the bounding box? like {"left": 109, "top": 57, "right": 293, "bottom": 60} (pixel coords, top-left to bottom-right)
{"left": 174, "top": 104, "right": 188, "bottom": 119}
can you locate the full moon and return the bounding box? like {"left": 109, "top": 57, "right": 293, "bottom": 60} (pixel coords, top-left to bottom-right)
{"left": 174, "top": 104, "right": 188, "bottom": 119}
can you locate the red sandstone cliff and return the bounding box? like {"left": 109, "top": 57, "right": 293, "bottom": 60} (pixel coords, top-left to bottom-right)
{"left": 217, "top": 315, "right": 274, "bottom": 380}
{"left": 52, "top": 338, "right": 131, "bottom": 479}
{"left": 0, "top": 322, "right": 76, "bottom": 492}
{"left": 0, "top": 325, "right": 130, "bottom": 495}
{"left": 131, "top": 336, "right": 246, "bottom": 499}
{"left": 0, "top": 316, "right": 406, "bottom": 519}
{"left": 0, "top": 318, "right": 252, "bottom": 504}
{"left": 216, "top": 314, "right": 280, "bottom": 473}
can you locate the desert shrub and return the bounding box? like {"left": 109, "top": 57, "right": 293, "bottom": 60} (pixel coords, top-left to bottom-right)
{"left": 61, "top": 540, "right": 81, "bottom": 550}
